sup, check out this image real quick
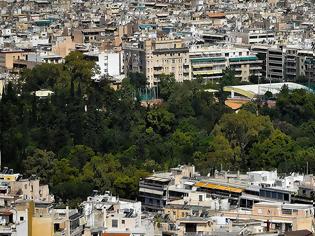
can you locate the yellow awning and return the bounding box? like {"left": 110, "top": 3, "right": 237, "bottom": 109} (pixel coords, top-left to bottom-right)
{"left": 195, "top": 181, "right": 243, "bottom": 193}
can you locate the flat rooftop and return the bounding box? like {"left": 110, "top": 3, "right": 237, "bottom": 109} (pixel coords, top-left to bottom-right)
{"left": 224, "top": 82, "right": 311, "bottom": 98}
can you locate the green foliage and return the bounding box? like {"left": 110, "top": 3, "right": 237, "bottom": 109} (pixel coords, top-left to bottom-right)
{"left": 2, "top": 63, "right": 315, "bottom": 206}
{"left": 127, "top": 72, "right": 147, "bottom": 89}
{"left": 158, "top": 74, "right": 176, "bottom": 100}
{"left": 248, "top": 130, "right": 298, "bottom": 172}
{"left": 275, "top": 89, "right": 315, "bottom": 125}
{"left": 146, "top": 107, "right": 175, "bottom": 135}
{"left": 213, "top": 110, "right": 274, "bottom": 167}
{"left": 22, "top": 149, "right": 55, "bottom": 184}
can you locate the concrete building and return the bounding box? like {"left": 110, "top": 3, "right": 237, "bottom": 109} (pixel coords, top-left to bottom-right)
{"left": 10, "top": 179, "right": 54, "bottom": 203}
{"left": 252, "top": 45, "right": 315, "bottom": 82}
{"left": 81, "top": 192, "right": 153, "bottom": 236}
{"left": 189, "top": 46, "right": 262, "bottom": 81}
{"left": 231, "top": 30, "right": 276, "bottom": 44}
{"left": 124, "top": 38, "right": 191, "bottom": 86}
{"left": 84, "top": 51, "right": 124, "bottom": 81}
{"left": 139, "top": 165, "right": 196, "bottom": 211}
{"left": 267, "top": 47, "right": 285, "bottom": 81}
{"left": 0, "top": 50, "right": 27, "bottom": 71}
{"left": 52, "top": 36, "right": 76, "bottom": 58}
{"left": 221, "top": 202, "right": 315, "bottom": 233}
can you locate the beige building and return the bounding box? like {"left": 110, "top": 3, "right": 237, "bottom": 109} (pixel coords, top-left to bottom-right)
{"left": 124, "top": 38, "right": 191, "bottom": 86}
{"left": 10, "top": 179, "right": 54, "bottom": 203}
{"left": 52, "top": 36, "right": 76, "bottom": 58}
{"left": 0, "top": 50, "right": 27, "bottom": 71}
{"left": 221, "top": 202, "right": 315, "bottom": 232}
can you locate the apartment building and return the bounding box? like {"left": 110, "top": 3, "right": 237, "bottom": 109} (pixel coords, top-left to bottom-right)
{"left": 232, "top": 30, "right": 276, "bottom": 44}
{"left": 124, "top": 38, "right": 191, "bottom": 86}
{"left": 81, "top": 192, "right": 153, "bottom": 236}
{"left": 297, "top": 50, "right": 314, "bottom": 80}
{"left": 189, "top": 46, "right": 262, "bottom": 81}
{"left": 268, "top": 47, "right": 285, "bottom": 81}
{"left": 72, "top": 28, "right": 107, "bottom": 44}
{"left": 138, "top": 165, "right": 196, "bottom": 211}
{"left": 10, "top": 179, "right": 54, "bottom": 203}
{"left": 51, "top": 36, "right": 76, "bottom": 58}
{"left": 253, "top": 45, "right": 315, "bottom": 82}
{"left": 221, "top": 202, "right": 315, "bottom": 233}
{"left": 84, "top": 51, "right": 124, "bottom": 81}
{"left": 0, "top": 49, "right": 27, "bottom": 71}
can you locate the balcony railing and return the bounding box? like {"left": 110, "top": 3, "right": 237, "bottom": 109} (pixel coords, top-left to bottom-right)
{"left": 184, "top": 232, "right": 212, "bottom": 236}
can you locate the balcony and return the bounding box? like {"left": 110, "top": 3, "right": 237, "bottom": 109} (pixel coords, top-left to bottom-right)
{"left": 268, "top": 59, "right": 283, "bottom": 64}
{"left": 0, "top": 225, "right": 15, "bottom": 234}
{"left": 269, "top": 52, "right": 283, "bottom": 58}
{"left": 54, "top": 230, "right": 66, "bottom": 236}
{"left": 250, "top": 67, "right": 262, "bottom": 70}
{"left": 184, "top": 232, "right": 212, "bottom": 236}
{"left": 268, "top": 65, "right": 282, "bottom": 70}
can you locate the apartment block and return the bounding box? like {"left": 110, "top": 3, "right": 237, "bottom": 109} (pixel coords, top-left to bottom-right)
{"left": 0, "top": 50, "right": 27, "bottom": 72}
{"left": 124, "top": 38, "right": 191, "bottom": 86}
{"left": 267, "top": 47, "right": 285, "bottom": 81}
{"left": 232, "top": 30, "right": 276, "bottom": 44}
{"left": 221, "top": 202, "right": 315, "bottom": 233}
{"left": 84, "top": 51, "right": 124, "bottom": 80}
{"left": 253, "top": 45, "right": 315, "bottom": 82}
{"left": 189, "top": 46, "right": 262, "bottom": 81}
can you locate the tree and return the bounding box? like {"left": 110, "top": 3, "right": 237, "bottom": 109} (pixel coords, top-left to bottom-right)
{"left": 21, "top": 64, "right": 70, "bottom": 93}
{"left": 249, "top": 129, "right": 298, "bottom": 172}
{"left": 218, "top": 68, "right": 240, "bottom": 103}
{"left": 276, "top": 89, "right": 315, "bottom": 125}
{"left": 158, "top": 74, "right": 176, "bottom": 100}
{"left": 65, "top": 51, "right": 96, "bottom": 94}
{"left": 51, "top": 158, "right": 79, "bottom": 186}
{"left": 213, "top": 110, "right": 274, "bottom": 167}
{"left": 241, "top": 102, "right": 258, "bottom": 114}
{"left": 67, "top": 145, "right": 95, "bottom": 169}
{"left": 264, "top": 91, "right": 273, "bottom": 100}
{"left": 194, "top": 134, "right": 236, "bottom": 174}
{"left": 146, "top": 107, "right": 175, "bottom": 135}
{"left": 127, "top": 72, "right": 147, "bottom": 89}
{"left": 23, "top": 149, "right": 55, "bottom": 184}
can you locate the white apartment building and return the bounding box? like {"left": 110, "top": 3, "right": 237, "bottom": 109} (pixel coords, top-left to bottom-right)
{"left": 189, "top": 46, "right": 262, "bottom": 81}
{"left": 84, "top": 51, "right": 124, "bottom": 81}
{"left": 82, "top": 192, "right": 154, "bottom": 236}
{"left": 230, "top": 30, "right": 276, "bottom": 44}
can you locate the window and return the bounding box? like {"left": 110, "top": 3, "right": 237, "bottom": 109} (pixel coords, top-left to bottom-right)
{"left": 112, "top": 219, "right": 118, "bottom": 228}
{"left": 122, "top": 220, "right": 125, "bottom": 224}
{"left": 282, "top": 209, "right": 292, "bottom": 215}
{"left": 20, "top": 216, "right": 24, "bottom": 221}
{"left": 266, "top": 191, "right": 271, "bottom": 198}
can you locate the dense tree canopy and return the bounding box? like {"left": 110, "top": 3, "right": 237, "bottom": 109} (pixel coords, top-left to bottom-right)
{"left": 1, "top": 53, "right": 315, "bottom": 206}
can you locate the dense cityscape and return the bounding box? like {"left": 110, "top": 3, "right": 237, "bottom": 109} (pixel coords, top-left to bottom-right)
{"left": 1, "top": 0, "right": 315, "bottom": 235}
